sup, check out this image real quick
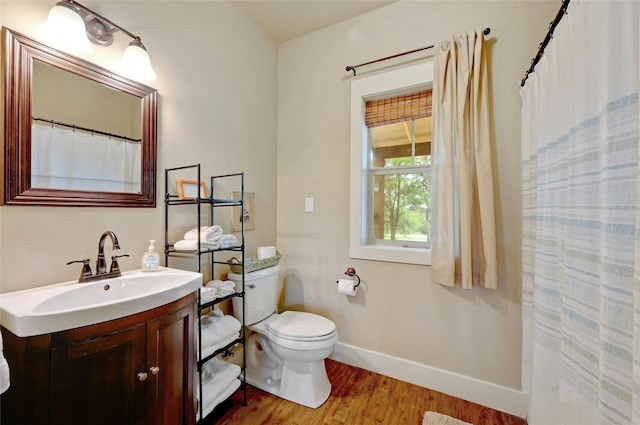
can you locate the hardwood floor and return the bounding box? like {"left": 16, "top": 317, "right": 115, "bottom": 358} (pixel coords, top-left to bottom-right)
{"left": 208, "top": 359, "right": 527, "bottom": 425}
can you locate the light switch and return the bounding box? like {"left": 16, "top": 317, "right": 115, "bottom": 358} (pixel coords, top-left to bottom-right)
{"left": 305, "top": 197, "right": 314, "bottom": 213}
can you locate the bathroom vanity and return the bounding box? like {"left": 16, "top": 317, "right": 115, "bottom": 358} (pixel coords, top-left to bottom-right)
{"left": 0, "top": 273, "right": 200, "bottom": 425}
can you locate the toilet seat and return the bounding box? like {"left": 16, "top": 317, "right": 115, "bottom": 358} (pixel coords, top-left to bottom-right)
{"left": 266, "top": 311, "right": 336, "bottom": 341}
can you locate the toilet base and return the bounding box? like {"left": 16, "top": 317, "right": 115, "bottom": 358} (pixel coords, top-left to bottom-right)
{"left": 246, "top": 359, "right": 331, "bottom": 408}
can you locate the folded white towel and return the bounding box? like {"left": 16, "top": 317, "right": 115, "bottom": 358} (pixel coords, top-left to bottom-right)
{"left": 198, "top": 378, "right": 241, "bottom": 420}
{"left": 198, "top": 309, "right": 241, "bottom": 358}
{"left": 185, "top": 225, "right": 223, "bottom": 243}
{"left": 196, "top": 358, "right": 241, "bottom": 416}
{"left": 174, "top": 240, "right": 219, "bottom": 251}
{"left": 0, "top": 330, "right": 10, "bottom": 395}
{"left": 201, "top": 356, "right": 241, "bottom": 383}
{"left": 218, "top": 234, "right": 237, "bottom": 248}
{"left": 199, "top": 287, "right": 218, "bottom": 303}
{"left": 199, "top": 334, "right": 239, "bottom": 360}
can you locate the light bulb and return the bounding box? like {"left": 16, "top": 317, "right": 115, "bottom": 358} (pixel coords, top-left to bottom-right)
{"left": 39, "top": 2, "right": 93, "bottom": 53}
{"left": 119, "top": 40, "right": 156, "bottom": 82}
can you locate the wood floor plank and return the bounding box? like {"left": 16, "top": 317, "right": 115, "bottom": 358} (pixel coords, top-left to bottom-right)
{"left": 209, "top": 359, "right": 527, "bottom": 425}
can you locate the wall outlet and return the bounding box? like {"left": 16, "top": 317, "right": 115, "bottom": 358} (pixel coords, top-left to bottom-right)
{"left": 305, "top": 197, "right": 314, "bottom": 212}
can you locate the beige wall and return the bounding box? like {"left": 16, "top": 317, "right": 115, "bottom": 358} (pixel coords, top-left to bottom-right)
{"left": 0, "top": 1, "right": 278, "bottom": 293}
{"left": 32, "top": 61, "right": 142, "bottom": 139}
{"left": 276, "top": 0, "right": 557, "bottom": 391}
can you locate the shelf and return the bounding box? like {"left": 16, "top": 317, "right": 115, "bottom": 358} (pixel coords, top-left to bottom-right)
{"left": 165, "top": 246, "right": 244, "bottom": 255}
{"left": 164, "top": 195, "right": 242, "bottom": 208}
{"left": 197, "top": 336, "right": 244, "bottom": 367}
{"left": 164, "top": 164, "right": 247, "bottom": 423}
{"left": 199, "top": 291, "right": 243, "bottom": 310}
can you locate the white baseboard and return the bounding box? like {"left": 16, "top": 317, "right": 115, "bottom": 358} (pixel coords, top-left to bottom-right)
{"left": 329, "top": 342, "right": 527, "bottom": 419}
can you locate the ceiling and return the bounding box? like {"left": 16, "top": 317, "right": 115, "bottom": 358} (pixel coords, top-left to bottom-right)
{"left": 232, "top": 0, "right": 398, "bottom": 44}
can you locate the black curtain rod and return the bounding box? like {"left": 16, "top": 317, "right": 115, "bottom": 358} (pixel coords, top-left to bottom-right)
{"left": 32, "top": 117, "right": 141, "bottom": 143}
{"left": 345, "top": 28, "right": 491, "bottom": 76}
{"left": 521, "top": 0, "right": 570, "bottom": 87}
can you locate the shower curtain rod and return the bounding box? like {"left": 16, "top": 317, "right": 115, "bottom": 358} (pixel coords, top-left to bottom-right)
{"left": 32, "top": 117, "right": 141, "bottom": 143}
{"left": 521, "top": 0, "right": 570, "bottom": 87}
{"left": 345, "top": 28, "right": 491, "bottom": 76}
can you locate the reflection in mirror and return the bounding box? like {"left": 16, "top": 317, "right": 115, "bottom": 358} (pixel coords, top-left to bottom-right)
{"left": 2, "top": 27, "right": 157, "bottom": 207}
{"left": 32, "top": 61, "right": 142, "bottom": 193}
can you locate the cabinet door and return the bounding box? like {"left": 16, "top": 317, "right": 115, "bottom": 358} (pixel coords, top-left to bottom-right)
{"left": 146, "top": 303, "right": 195, "bottom": 425}
{"left": 50, "top": 326, "right": 147, "bottom": 425}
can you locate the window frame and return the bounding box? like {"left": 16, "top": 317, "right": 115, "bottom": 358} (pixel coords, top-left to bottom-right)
{"left": 349, "top": 62, "right": 433, "bottom": 265}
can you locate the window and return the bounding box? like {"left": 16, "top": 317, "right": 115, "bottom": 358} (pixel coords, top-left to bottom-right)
{"left": 350, "top": 62, "right": 433, "bottom": 265}
{"left": 367, "top": 92, "right": 431, "bottom": 249}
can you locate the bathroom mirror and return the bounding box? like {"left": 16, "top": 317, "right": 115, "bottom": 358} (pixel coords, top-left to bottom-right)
{"left": 2, "top": 27, "right": 157, "bottom": 207}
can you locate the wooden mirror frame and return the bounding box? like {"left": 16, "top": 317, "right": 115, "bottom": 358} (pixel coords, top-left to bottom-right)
{"left": 2, "top": 27, "right": 157, "bottom": 207}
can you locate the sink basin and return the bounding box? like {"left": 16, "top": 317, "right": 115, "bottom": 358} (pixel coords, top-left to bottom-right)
{"left": 0, "top": 267, "right": 202, "bottom": 337}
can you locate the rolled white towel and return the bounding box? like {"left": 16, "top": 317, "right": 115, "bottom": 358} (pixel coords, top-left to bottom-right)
{"left": 185, "top": 225, "right": 223, "bottom": 242}
{"left": 174, "top": 240, "right": 219, "bottom": 251}
{"left": 0, "top": 330, "right": 9, "bottom": 394}
{"left": 218, "top": 234, "right": 237, "bottom": 248}
{"left": 206, "top": 280, "right": 235, "bottom": 296}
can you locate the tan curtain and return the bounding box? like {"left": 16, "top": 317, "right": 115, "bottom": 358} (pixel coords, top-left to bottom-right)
{"left": 430, "top": 28, "right": 497, "bottom": 289}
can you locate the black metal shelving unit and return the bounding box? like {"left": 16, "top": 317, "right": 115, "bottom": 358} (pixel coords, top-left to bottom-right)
{"left": 164, "top": 164, "right": 247, "bottom": 423}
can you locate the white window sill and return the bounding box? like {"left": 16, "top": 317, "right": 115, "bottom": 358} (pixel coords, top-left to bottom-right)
{"left": 350, "top": 244, "right": 431, "bottom": 266}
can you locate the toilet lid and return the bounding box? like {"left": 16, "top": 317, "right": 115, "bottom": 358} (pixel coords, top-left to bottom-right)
{"left": 266, "top": 311, "right": 336, "bottom": 339}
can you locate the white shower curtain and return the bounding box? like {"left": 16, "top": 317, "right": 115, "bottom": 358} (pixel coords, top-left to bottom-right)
{"left": 521, "top": 1, "right": 640, "bottom": 423}
{"left": 31, "top": 122, "right": 141, "bottom": 193}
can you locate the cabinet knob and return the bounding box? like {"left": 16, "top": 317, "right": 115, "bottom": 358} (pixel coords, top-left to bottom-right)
{"left": 137, "top": 372, "right": 148, "bottom": 382}
{"left": 150, "top": 366, "right": 160, "bottom": 375}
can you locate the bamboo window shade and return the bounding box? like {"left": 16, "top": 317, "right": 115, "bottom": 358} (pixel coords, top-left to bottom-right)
{"left": 365, "top": 90, "right": 432, "bottom": 128}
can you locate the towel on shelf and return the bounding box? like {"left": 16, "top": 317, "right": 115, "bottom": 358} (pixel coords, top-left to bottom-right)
{"left": 201, "top": 356, "right": 241, "bottom": 384}
{"left": 199, "top": 287, "right": 218, "bottom": 303}
{"left": 198, "top": 378, "right": 241, "bottom": 420}
{"left": 197, "top": 358, "right": 241, "bottom": 414}
{"left": 185, "top": 225, "right": 223, "bottom": 243}
{"left": 205, "top": 280, "right": 236, "bottom": 297}
{"left": 198, "top": 334, "right": 239, "bottom": 361}
{"left": 218, "top": 234, "right": 237, "bottom": 248}
{"left": 0, "top": 329, "right": 10, "bottom": 394}
{"left": 198, "top": 308, "right": 241, "bottom": 359}
{"left": 174, "top": 240, "right": 219, "bottom": 252}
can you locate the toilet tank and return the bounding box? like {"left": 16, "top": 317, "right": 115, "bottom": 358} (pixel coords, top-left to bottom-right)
{"left": 228, "top": 264, "right": 281, "bottom": 325}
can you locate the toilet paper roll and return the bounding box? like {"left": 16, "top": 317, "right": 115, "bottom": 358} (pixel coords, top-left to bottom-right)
{"left": 337, "top": 278, "right": 357, "bottom": 296}
{"left": 258, "top": 246, "right": 276, "bottom": 260}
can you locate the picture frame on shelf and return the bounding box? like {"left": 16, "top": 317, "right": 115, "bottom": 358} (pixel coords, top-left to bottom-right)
{"left": 232, "top": 191, "right": 255, "bottom": 231}
{"left": 176, "top": 179, "right": 207, "bottom": 200}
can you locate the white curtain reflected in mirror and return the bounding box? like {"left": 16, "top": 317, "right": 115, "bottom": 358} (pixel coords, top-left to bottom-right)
{"left": 31, "top": 60, "right": 142, "bottom": 193}
{"left": 31, "top": 123, "right": 141, "bottom": 193}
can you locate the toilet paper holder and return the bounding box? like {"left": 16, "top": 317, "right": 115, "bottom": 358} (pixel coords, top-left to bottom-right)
{"left": 338, "top": 267, "right": 361, "bottom": 288}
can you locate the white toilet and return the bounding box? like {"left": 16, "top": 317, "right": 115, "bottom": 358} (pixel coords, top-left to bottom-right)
{"left": 228, "top": 264, "right": 338, "bottom": 408}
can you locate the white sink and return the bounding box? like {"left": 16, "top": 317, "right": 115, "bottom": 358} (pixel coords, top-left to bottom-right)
{"left": 0, "top": 267, "right": 202, "bottom": 337}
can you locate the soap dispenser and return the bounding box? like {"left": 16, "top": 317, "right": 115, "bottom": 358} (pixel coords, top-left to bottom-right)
{"left": 141, "top": 240, "right": 160, "bottom": 272}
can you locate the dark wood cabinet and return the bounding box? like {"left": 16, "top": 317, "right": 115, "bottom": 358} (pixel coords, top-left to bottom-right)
{"left": 1, "top": 293, "right": 195, "bottom": 425}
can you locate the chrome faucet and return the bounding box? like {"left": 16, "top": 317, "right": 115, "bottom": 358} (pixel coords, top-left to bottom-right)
{"left": 67, "top": 231, "right": 129, "bottom": 283}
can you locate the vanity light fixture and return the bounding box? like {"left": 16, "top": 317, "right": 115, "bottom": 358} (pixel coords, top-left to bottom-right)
{"left": 40, "top": 0, "right": 156, "bottom": 82}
